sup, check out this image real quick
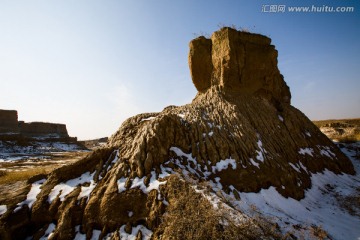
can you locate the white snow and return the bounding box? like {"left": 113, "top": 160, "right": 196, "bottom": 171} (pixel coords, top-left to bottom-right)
{"left": 15, "top": 179, "right": 46, "bottom": 211}
{"left": 0, "top": 205, "right": 7, "bottom": 215}
{"left": 318, "top": 146, "right": 336, "bottom": 159}
{"left": 289, "top": 163, "right": 301, "bottom": 173}
{"left": 305, "top": 131, "right": 311, "bottom": 137}
{"left": 118, "top": 166, "right": 170, "bottom": 194}
{"left": 212, "top": 158, "right": 236, "bottom": 173}
{"left": 170, "top": 147, "right": 195, "bottom": 161}
{"left": 208, "top": 131, "right": 214, "bottom": 137}
{"left": 178, "top": 113, "right": 185, "bottom": 118}
{"left": 119, "top": 224, "right": 153, "bottom": 240}
{"left": 299, "top": 161, "right": 308, "bottom": 173}
{"left": 128, "top": 211, "right": 134, "bottom": 217}
{"left": 48, "top": 172, "right": 95, "bottom": 203}
{"left": 140, "top": 116, "right": 156, "bottom": 122}
{"left": 40, "top": 223, "right": 56, "bottom": 240}
{"left": 78, "top": 181, "right": 96, "bottom": 200}
{"left": 249, "top": 158, "right": 260, "bottom": 168}
{"left": 130, "top": 170, "right": 168, "bottom": 194}
{"left": 255, "top": 139, "right": 266, "bottom": 162}
{"left": 298, "top": 147, "right": 314, "bottom": 156}
{"left": 117, "top": 177, "right": 127, "bottom": 193}
{"left": 221, "top": 143, "right": 360, "bottom": 240}
{"left": 91, "top": 229, "right": 101, "bottom": 240}
{"left": 238, "top": 168, "right": 360, "bottom": 240}
{"left": 74, "top": 225, "right": 86, "bottom": 240}
{"left": 106, "top": 150, "right": 119, "bottom": 171}
{"left": 278, "top": 115, "right": 284, "bottom": 122}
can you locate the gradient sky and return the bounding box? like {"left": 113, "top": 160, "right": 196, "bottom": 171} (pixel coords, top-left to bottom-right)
{"left": 0, "top": 0, "right": 359, "bottom": 140}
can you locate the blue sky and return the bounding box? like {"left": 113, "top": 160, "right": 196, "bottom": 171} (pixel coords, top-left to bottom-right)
{"left": 0, "top": 0, "right": 359, "bottom": 139}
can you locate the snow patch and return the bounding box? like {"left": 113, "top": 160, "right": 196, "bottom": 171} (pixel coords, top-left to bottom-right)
{"left": 140, "top": 116, "right": 156, "bottom": 122}
{"left": 278, "top": 115, "right": 284, "bottom": 122}
{"left": 118, "top": 166, "right": 170, "bottom": 194}
{"left": 289, "top": 163, "right": 301, "bottom": 173}
{"left": 128, "top": 211, "right": 134, "bottom": 217}
{"left": 91, "top": 230, "right": 101, "bottom": 240}
{"left": 74, "top": 225, "right": 86, "bottom": 240}
{"left": 119, "top": 224, "right": 153, "bottom": 240}
{"left": 48, "top": 172, "right": 95, "bottom": 203}
{"left": 318, "top": 146, "right": 336, "bottom": 159}
{"left": 212, "top": 158, "right": 236, "bottom": 173}
{"left": 298, "top": 147, "right": 314, "bottom": 156}
{"left": 0, "top": 205, "right": 7, "bottom": 215}
{"left": 117, "top": 177, "right": 127, "bottom": 193}
{"left": 15, "top": 179, "right": 46, "bottom": 211}
{"left": 249, "top": 158, "right": 260, "bottom": 168}
{"left": 130, "top": 170, "right": 168, "bottom": 193}
{"left": 40, "top": 223, "right": 56, "bottom": 240}
{"left": 255, "top": 139, "right": 266, "bottom": 162}
{"left": 238, "top": 168, "right": 360, "bottom": 240}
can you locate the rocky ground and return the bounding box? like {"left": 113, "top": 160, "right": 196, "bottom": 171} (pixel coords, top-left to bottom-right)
{"left": 313, "top": 118, "right": 360, "bottom": 142}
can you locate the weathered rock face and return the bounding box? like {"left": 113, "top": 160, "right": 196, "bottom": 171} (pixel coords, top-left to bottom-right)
{"left": 0, "top": 110, "right": 19, "bottom": 134}
{"left": 0, "top": 28, "right": 355, "bottom": 240}
{"left": 19, "top": 122, "right": 69, "bottom": 138}
{"left": 189, "top": 27, "right": 291, "bottom": 105}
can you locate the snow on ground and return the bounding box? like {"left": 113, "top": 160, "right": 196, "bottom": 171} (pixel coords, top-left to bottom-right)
{"left": 318, "top": 145, "right": 336, "bottom": 159}
{"left": 39, "top": 223, "right": 56, "bottom": 240}
{"left": 230, "top": 143, "right": 360, "bottom": 239}
{"left": 212, "top": 158, "right": 236, "bottom": 173}
{"left": 249, "top": 158, "right": 260, "bottom": 168}
{"left": 140, "top": 116, "right": 156, "bottom": 122}
{"left": 15, "top": 179, "right": 46, "bottom": 212}
{"left": 48, "top": 172, "right": 95, "bottom": 203}
{"left": 255, "top": 138, "right": 266, "bottom": 162}
{"left": 73, "top": 226, "right": 103, "bottom": 240}
{"left": 298, "top": 147, "right": 314, "bottom": 156}
{"left": 0, "top": 140, "right": 85, "bottom": 161}
{"left": 182, "top": 142, "right": 360, "bottom": 239}
{"left": 118, "top": 224, "right": 153, "bottom": 240}
{"left": 0, "top": 205, "right": 7, "bottom": 215}
{"left": 74, "top": 226, "right": 86, "bottom": 240}
{"left": 118, "top": 166, "right": 171, "bottom": 194}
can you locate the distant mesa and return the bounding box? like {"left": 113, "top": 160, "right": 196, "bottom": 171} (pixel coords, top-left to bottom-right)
{"left": 0, "top": 109, "right": 69, "bottom": 139}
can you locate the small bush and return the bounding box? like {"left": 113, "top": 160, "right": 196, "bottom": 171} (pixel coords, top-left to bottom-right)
{"left": 0, "top": 170, "right": 7, "bottom": 177}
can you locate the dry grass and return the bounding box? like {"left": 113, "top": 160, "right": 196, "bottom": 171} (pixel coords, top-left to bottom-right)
{"left": 154, "top": 176, "right": 283, "bottom": 240}
{"left": 312, "top": 118, "right": 360, "bottom": 128}
{"left": 0, "top": 152, "right": 89, "bottom": 184}
{"left": 0, "top": 166, "right": 54, "bottom": 184}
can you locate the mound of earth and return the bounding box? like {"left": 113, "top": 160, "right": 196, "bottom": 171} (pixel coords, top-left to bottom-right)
{"left": 0, "top": 27, "right": 356, "bottom": 240}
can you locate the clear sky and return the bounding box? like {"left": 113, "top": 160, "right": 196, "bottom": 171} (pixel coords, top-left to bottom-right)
{"left": 0, "top": 0, "right": 359, "bottom": 140}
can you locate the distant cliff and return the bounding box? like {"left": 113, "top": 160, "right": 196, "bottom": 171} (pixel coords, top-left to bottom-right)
{"left": 0, "top": 109, "right": 69, "bottom": 139}
{"left": 0, "top": 110, "right": 19, "bottom": 134}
